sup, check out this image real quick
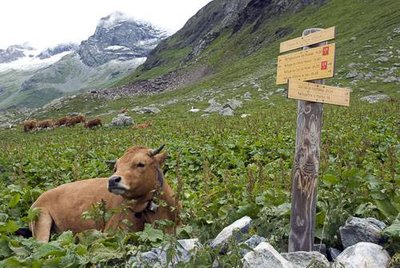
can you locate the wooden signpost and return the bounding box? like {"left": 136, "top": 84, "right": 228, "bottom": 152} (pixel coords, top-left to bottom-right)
{"left": 275, "top": 26, "right": 351, "bottom": 252}
{"left": 276, "top": 44, "right": 335, "bottom": 85}
{"left": 288, "top": 79, "right": 350, "bottom": 107}
{"left": 280, "top": 27, "right": 336, "bottom": 53}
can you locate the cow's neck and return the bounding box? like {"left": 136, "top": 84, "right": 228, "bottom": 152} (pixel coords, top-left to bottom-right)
{"left": 127, "top": 168, "right": 165, "bottom": 217}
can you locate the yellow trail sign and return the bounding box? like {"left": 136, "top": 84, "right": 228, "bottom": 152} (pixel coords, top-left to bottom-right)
{"left": 288, "top": 79, "right": 350, "bottom": 106}
{"left": 276, "top": 43, "right": 335, "bottom": 85}
{"left": 280, "top": 27, "right": 336, "bottom": 53}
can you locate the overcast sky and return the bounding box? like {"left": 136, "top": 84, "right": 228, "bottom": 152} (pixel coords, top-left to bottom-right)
{"left": 0, "top": 0, "right": 212, "bottom": 50}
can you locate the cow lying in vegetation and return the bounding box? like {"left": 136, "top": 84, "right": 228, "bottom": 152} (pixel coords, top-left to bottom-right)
{"left": 29, "top": 145, "right": 180, "bottom": 242}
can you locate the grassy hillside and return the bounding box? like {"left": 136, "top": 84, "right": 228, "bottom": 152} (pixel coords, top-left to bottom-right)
{"left": 0, "top": 0, "right": 399, "bottom": 266}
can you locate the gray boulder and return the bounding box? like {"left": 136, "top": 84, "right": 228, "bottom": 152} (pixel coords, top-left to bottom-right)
{"left": 360, "top": 94, "right": 390, "bottom": 103}
{"left": 282, "top": 251, "right": 329, "bottom": 268}
{"left": 219, "top": 106, "right": 234, "bottom": 116}
{"left": 375, "top": 56, "right": 389, "bottom": 63}
{"left": 275, "top": 88, "right": 286, "bottom": 93}
{"left": 132, "top": 238, "right": 201, "bottom": 267}
{"left": 239, "top": 235, "right": 267, "bottom": 256}
{"left": 224, "top": 99, "right": 243, "bottom": 110}
{"left": 339, "top": 217, "right": 386, "bottom": 248}
{"left": 327, "top": 247, "right": 341, "bottom": 261}
{"left": 111, "top": 114, "right": 133, "bottom": 126}
{"left": 242, "top": 242, "right": 293, "bottom": 268}
{"left": 210, "top": 216, "right": 252, "bottom": 252}
{"left": 243, "top": 92, "right": 252, "bottom": 99}
{"left": 346, "top": 70, "right": 360, "bottom": 79}
{"left": 204, "top": 99, "right": 223, "bottom": 113}
{"left": 334, "top": 242, "right": 390, "bottom": 268}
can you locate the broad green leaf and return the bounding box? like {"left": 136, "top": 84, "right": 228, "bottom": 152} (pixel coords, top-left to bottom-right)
{"left": 0, "top": 256, "right": 27, "bottom": 268}
{"left": 374, "top": 200, "right": 398, "bottom": 220}
{"left": 0, "top": 237, "right": 12, "bottom": 258}
{"left": 0, "top": 220, "right": 19, "bottom": 234}
{"left": 8, "top": 193, "right": 20, "bottom": 208}
{"left": 33, "top": 243, "right": 65, "bottom": 259}
{"left": 322, "top": 174, "right": 339, "bottom": 186}
{"left": 384, "top": 219, "right": 400, "bottom": 237}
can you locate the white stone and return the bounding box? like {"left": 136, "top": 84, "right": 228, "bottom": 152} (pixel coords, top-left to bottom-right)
{"left": 210, "top": 216, "right": 252, "bottom": 249}
{"left": 242, "top": 242, "right": 293, "bottom": 268}
{"left": 334, "top": 242, "right": 390, "bottom": 268}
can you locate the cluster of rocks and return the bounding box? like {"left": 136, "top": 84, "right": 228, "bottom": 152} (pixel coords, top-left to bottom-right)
{"left": 360, "top": 94, "right": 391, "bottom": 104}
{"left": 93, "top": 66, "right": 211, "bottom": 101}
{"left": 111, "top": 114, "right": 133, "bottom": 126}
{"left": 202, "top": 98, "right": 243, "bottom": 116}
{"left": 131, "top": 106, "right": 161, "bottom": 114}
{"left": 344, "top": 40, "right": 400, "bottom": 85}
{"left": 129, "top": 216, "right": 393, "bottom": 267}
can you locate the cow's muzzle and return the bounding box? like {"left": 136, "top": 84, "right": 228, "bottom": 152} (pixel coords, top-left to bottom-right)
{"left": 108, "top": 175, "right": 127, "bottom": 194}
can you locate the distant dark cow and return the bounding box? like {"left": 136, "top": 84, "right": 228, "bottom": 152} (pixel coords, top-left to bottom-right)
{"left": 54, "top": 116, "right": 70, "bottom": 127}
{"left": 29, "top": 145, "right": 180, "bottom": 242}
{"left": 84, "top": 118, "right": 102, "bottom": 129}
{"left": 23, "top": 120, "right": 37, "bottom": 132}
{"left": 37, "top": 119, "right": 53, "bottom": 129}
{"left": 67, "top": 115, "right": 86, "bottom": 127}
{"left": 133, "top": 122, "right": 152, "bottom": 130}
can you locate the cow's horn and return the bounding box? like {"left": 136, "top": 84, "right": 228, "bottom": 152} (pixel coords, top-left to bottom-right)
{"left": 149, "top": 144, "right": 165, "bottom": 157}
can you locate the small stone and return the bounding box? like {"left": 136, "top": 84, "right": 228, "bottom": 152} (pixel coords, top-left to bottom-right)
{"left": 111, "top": 114, "right": 133, "bottom": 126}
{"left": 219, "top": 107, "right": 234, "bottom": 116}
{"left": 328, "top": 247, "right": 342, "bottom": 261}
{"left": 210, "top": 216, "right": 252, "bottom": 252}
{"left": 242, "top": 242, "right": 293, "bottom": 268}
{"left": 339, "top": 217, "right": 386, "bottom": 248}
{"left": 334, "top": 242, "right": 390, "bottom": 268}
{"left": 375, "top": 56, "right": 389, "bottom": 63}
{"left": 239, "top": 235, "right": 266, "bottom": 256}
{"left": 243, "top": 92, "right": 252, "bottom": 99}
{"left": 282, "top": 251, "right": 329, "bottom": 268}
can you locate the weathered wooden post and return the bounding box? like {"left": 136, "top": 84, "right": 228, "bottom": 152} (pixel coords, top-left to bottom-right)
{"left": 276, "top": 26, "right": 350, "bottom": 252}
{"left": 288, "top": 28, "right": 325, "bottom": 252}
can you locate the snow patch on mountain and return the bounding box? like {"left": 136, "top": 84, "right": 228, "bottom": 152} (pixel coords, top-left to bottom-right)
{"left": 0, "top": 50, "right": 72, "bottom": 72}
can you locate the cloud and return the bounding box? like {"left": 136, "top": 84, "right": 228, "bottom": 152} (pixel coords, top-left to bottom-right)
{"left": 0, "top": 0, "right": 212, "bottom": 49}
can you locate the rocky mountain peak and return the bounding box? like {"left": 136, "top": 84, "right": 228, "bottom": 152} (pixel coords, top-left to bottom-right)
{"left": 0, "top": 44, "right": 35, "bottom": 64}
{"left": 37, "top": 43, "right": 78, "bottom": 60}
{"left": 78, "top": 12, "right": 167, "bottom": 67}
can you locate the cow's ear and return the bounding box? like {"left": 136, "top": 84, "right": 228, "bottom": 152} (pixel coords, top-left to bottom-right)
{"left": 106, "top": 160, "right": 117, "bottom": 171}
{"left": 154, "top": 152, "right": 168, "bottom": 166}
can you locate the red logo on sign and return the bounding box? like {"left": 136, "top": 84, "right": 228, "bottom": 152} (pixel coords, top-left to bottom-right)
{"left": 322, "top": 46, "right": 329, "bottom": 55}
{"left": 321, "top": 61, "right": 328, "bottom": 70}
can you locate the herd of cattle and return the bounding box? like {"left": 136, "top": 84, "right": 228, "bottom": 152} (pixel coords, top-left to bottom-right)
{"left": 23, "top": 115, "right": 102, "bottom": 132}
{"left": 22, "top": 115, "right": 153, "bottom": 132}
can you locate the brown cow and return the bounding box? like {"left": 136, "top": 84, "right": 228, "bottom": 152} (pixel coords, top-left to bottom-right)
{"left": 84, "top": 118, "right": 102, "bottom": 129}
{"left": 133, "top": 122, "right": 152, "bottom": 129}
{"left": 66, "top": 115, "right": 86, "bottom": 127}
{"left": 54, "top": 116, "right": 70, "bottom": 127}
{"left": 29, "top": 145, "right": 180, "bottom": 242}
{"left": 37, "top": 119, "right": 53, "bottom": 129}
{"left": 23, "top": 120, "right": 37, "bottom": 132}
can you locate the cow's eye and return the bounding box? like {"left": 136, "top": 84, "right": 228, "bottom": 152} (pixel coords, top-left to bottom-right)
{"left": 137, "top": 162, "right": 145, "bottom": 168}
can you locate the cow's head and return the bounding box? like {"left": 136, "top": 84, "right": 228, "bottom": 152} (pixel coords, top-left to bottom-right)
{"left": 107, "top": 145, "right": 167, "bottom": 201}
